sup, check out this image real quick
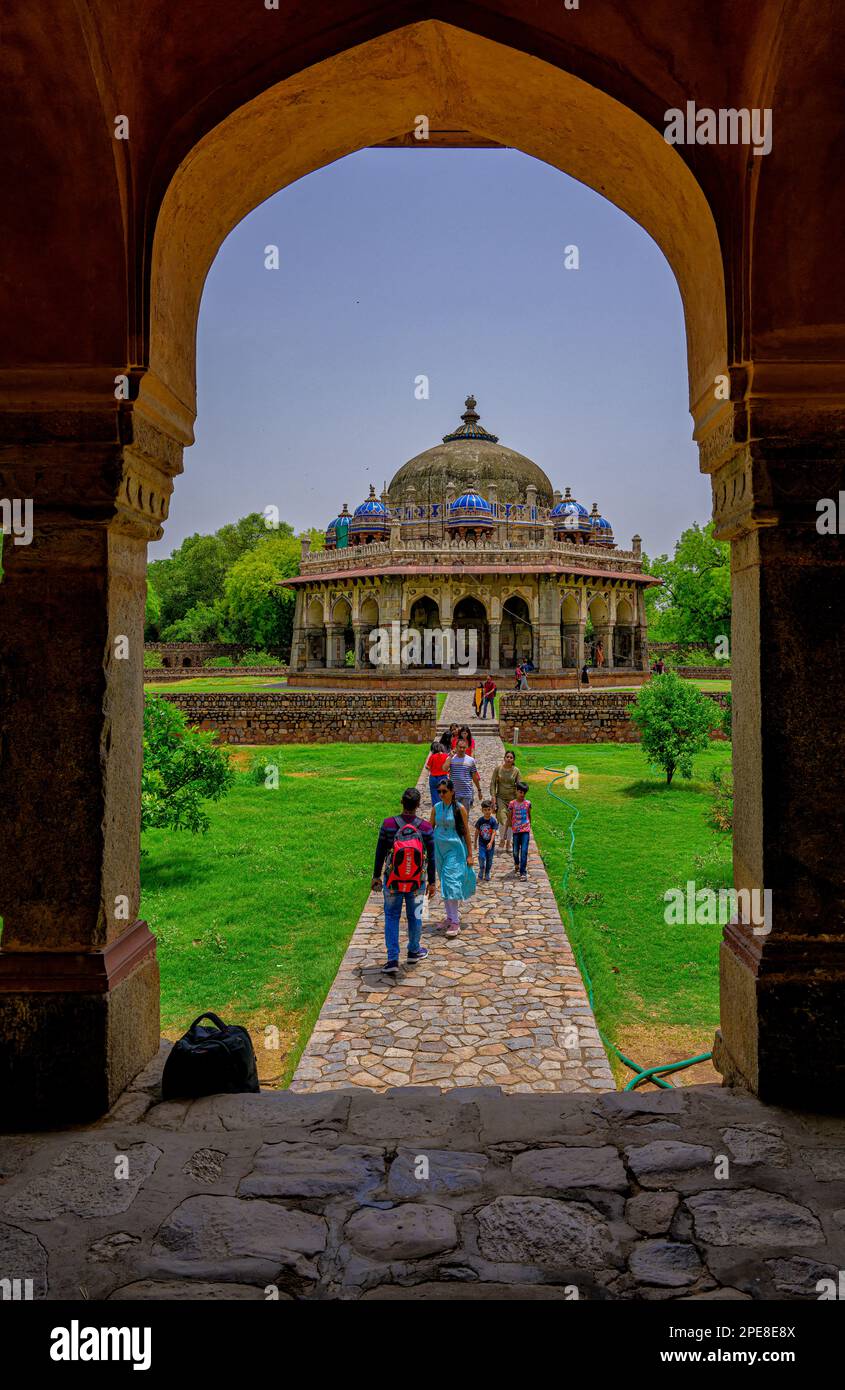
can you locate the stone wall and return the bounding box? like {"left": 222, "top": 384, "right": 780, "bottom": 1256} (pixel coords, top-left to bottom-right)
{"left": 158, "top": 691, "right": 437, "bottom": 743}
{"left": 145, "top": 642, "right": 285, "bottom": 668}
{"left": 675, "top": 667, "right": 732, "bottom": 680}
{"left": 295, "top": 670, "right": 649, "bottom": 691}
{"left": 144, "top": 666, "right": 287, "bottom": 683}
{"left": 499, "top": 690, "right": 729, "bottom": 744}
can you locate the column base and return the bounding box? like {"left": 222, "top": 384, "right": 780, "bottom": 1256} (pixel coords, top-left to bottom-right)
{"left": 0, "top": 923, "right": 160, "bottom": 1129}
{"left": 714, "top": 922, "right": 845, "bottom": 1111}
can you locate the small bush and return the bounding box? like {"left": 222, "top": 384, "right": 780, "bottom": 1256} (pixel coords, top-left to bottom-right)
{"left": 143, "top": 650, "right": 164, "bottom": 669}
{"left": 204, "top": 656, "right": 234, "bottom": 668}
{"left": 708, "top": 763, "right": 734, "bottom": 832}
{"left": 239, "top": 649, "right": 281, "bottom": 666}
{"left": 630, "top": 671, "right": 713, "bottom": 785}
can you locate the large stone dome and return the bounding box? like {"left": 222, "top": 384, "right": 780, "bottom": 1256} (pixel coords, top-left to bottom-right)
{"left": 388, "top": 396, "right": 554, "bottom": 507}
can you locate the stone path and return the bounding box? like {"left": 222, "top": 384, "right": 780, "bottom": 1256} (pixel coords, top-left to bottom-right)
{"left": 290, "top": 692, "right": 613, "bottom": 1094}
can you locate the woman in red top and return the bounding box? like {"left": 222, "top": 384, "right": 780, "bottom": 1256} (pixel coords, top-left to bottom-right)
{"left": 426, "top": 740, "right": 451, "bottom": 808}
{"left": 458, "top": 723, "right": 476, "bottom": 756}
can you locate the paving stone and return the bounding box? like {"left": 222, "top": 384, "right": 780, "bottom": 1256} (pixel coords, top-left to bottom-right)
{"left": 89, "top": 1232, "right": 142, "bottom": 1262}
{"left": 625, "top": 1192, "right": 679, "bottom": 1234}
{"left": 387, "top": 1148, "right": 489, "bottom": 1198}
{"left": 511, "top": 1145, "right": 628, "bottom": 1192}
{"left": 624, "top": 1141, "right": 714, "bottom": 1189}
{"left": 764, "top": 1256, "right": 838, "bottom": 1295}
{"left": 345, "top": 1204, "right": 458, "bottom": 1260}
{"left": 182, "top": 1148, "right": 227, "bottom": 1184}
{"left": 362, "top": 1281, "right": 575, "bottom": 1299}
{"left": 685, "top": 1189, "right": 825, "bottom": 1247}
{"left": 0, "top": 1221, "right": 49, "bottom": 1297}
{"left": 3, "top": 1141, "right": 162, "bottom": 1220}
{"left": 108, "top": 1280, "right": 273, "bottom": 1300}
{"left": 150, "top": 1196, "right": 326, "bottom": 1282}
{"left": 239, "top": 1143, "right": 385, "bottom": 1199}
{"left": 629, "top": 1239, "right": 703, "bottom": 1287}
{"left": 720, "top": 1126, "right": 789, "bottom": 1166}
{"left": 800, "top": 1147, "right": 845, "bottom": 1181}
{"left": 476, "top": 1196, "right": 619, "bottom": 1268}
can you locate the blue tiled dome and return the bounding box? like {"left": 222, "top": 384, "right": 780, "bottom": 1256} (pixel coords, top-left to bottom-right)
{"left": 552, "top": 487, "right": 592, "bottom": 537}
{"left": 349, "top": 486, "right": 390, "bottom": 536}
{"left": 447, "top": 490, "right": 495, "bottom": 527}
{"left": 588, "top": 502, "right": 615, "bottom": 546}
{"left": 324, "top": 504, "right": 351, "bottom": 548}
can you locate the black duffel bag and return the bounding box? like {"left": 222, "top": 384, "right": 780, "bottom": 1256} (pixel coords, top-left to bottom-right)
{"left": 161, "top": 1012, "right": 260, "bottom": 1100}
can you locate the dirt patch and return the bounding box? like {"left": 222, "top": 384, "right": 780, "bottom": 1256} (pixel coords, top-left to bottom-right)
{"left": 161, "top": 1008, "right": 305, "bottom": 1088}
{"left": 609, "top": 1022, "right": 720, "bottom": 1090}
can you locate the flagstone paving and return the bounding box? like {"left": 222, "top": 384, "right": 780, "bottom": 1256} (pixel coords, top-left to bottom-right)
{"left": 290, "top": 692, "right": 614, "bottom": 1094}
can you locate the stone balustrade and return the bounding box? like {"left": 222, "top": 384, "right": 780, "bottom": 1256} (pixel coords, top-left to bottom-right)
{"left": 301, "top": 538, "right": 641, "bottom": 575}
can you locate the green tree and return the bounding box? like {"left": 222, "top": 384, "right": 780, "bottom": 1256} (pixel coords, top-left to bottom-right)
{"left": 148, "top": 512, "right": 289, "bottom": 633}
{"left": 142, "top": 696, "right": 234, "bottom": 834}
{"left": 630, "top": 671, "right": 714, "bottom": 784}
{"left": 642, "top": 520, "right": 730, "bottom": 650}
{"left": 144, "top": 580, "right": 162, "bottom": 639}
{"left": 224, "top": 534, "right": 300, "bottom": 654}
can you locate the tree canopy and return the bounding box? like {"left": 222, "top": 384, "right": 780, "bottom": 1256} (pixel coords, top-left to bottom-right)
{"left": 642, "top": 520, "right": 730, "bottom": 651}
{"left": 630, "top": 671, "right": 714, "bottom": 785}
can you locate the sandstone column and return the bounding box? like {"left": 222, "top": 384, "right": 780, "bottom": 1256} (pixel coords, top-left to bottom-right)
{"left": 702, "top": 383, "right": 845, "bottom": 1107}
{"left": 0, "top": 374, "right": 185, "bottom": 1125}
{"left": 488, "top": 620, "right": 500, "bottom": 671}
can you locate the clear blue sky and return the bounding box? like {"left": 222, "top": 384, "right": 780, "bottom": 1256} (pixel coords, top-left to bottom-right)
{"left": 151, "top": 148, "right": 709, "bottom": 560}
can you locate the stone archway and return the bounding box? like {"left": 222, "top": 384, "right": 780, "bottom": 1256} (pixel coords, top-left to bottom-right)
{"left": 500, "top": 594, "right": 532, "bottom": 669}
{"left": 2, "top": 12, "right": 844, "bottom": 1119}
{"left": 453, "top": 595, "right": 489, "bottom": 672}
{"left": 407, "top": 595, "right": 441, "bottom": 670}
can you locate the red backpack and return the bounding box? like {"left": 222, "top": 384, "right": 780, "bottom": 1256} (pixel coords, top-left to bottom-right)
{"left": 386, "top": 819, "right": 425, "bottom": 893}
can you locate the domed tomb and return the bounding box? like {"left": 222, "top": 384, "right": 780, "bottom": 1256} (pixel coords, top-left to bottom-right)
{"left": 388, "top": 396, "right": 554, "bottom": 508}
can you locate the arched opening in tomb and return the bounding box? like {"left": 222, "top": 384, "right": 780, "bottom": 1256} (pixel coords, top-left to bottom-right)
{"left": 407, "top": 596, "right": 441, "bottom": 669}
{"left": 329, "top": 596, "right": 354, "bottom": 669}
{"left": 453, "top": 596, "right": 490, "bottom": 672}
{"left": 305, "top": 597, "right": 326, "bottom": 669}
{"left": 561, "top": 593, "right": 581, "bottom": 669}
{"left": 358, "top": 596, "right": 380, "bottom": 669}
{"left": 500, "top": 595, "right": 533, "bottom": 669}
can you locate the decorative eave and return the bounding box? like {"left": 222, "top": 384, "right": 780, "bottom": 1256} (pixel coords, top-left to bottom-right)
{"left": 282, "top": 565, "right": 661, "bottom": 587}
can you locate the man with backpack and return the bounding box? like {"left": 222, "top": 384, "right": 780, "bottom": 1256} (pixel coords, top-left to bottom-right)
{"left": 371, "top": 786, "right": 437, "bottom": 974}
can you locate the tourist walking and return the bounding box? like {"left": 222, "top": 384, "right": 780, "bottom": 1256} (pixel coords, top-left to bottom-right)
{"left": 518, "top": 664, "right": 530, "bottom": 691}
{"left": 425, "top": 739, "right": 451, "bottom": 808}
{"left": 513, "top": 663, "right": 523, "bottom": 692}
{"left": 431, "top": 777, "right": 476, "bottom": 937}
{"left": 508, "top": 780, "right": 532, "bottom": 881}
{"left": 490, "top": 748, "right": 521, "bottom": 850}
{"left": 458, "top": 723, "right": 476, "bottom": 756}
{"left": 371, "top": 787, "right": 436, "bottom": 974}
{"left": 580, "top": 663, "right": 590, "bottom": 688}
{"left": 474, "top": 799, "right": 499, "bottom": 882}
{"left": 447, "top": 722, "right": 461, "bottom": 751}
{"left": 473, "top": 680, "right": 483, "bottom": 717}
{"left": 449, "top": 737, "right": 482, "bottom": 811}
{"left": 481, "top": 673, "right": 497, "bottom": 719}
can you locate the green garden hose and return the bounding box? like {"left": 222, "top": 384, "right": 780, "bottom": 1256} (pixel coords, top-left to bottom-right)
{"left": 543, "top": 766, "right": 713, "bottom": 1091}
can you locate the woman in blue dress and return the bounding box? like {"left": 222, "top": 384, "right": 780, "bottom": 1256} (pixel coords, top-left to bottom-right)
{"left": 431, "top": 776, "right": 476, "bottom": 937}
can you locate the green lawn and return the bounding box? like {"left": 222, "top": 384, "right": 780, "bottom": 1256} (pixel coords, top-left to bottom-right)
{"left": 140, "top": 741, "right": 423, "bottom": 1086}
{"left": 520, "top": 742, "right": 731, "bottom": 1086}
{"left": 144, "top": 676, "right": 291, "bottom": 693}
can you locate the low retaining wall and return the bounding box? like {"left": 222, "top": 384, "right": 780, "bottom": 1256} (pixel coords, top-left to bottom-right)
{"left": 145, "top": 642, "right": 285, "bottom": 669}
{"left": 499, "top": 690, "right": 729, "bottom": 744}
{"left": 295, "top": 669, "right": 649, "bottom": 691}
{"left": 675, "top": 666, "right": 732, "bottom": 679}
{"left": 158, "top": 691, "right": 437, "bottom": 744}
{"left": 144, "top": 666, "right": 287, "bottom": 683}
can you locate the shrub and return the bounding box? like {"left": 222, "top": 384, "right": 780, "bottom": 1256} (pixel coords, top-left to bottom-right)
{"left": 142, "top": 696, "right": 235, "bottom": 835}
{"left": 239, "top": 649, "right": 281, "bottom": 666}
{"left": 203, "top": 656, "right": 234, "bottom": 667}
{"left": 344, "top": 649, "right": 356, "bottom": 667}
{"left": 630, "top": 671, "right": 714, "bottom": 785}
{"left": 143, "top": 650, "right": 164, "bottom": 669}
{"left": 708, "top": 763, "right": 734, "bottom": 832}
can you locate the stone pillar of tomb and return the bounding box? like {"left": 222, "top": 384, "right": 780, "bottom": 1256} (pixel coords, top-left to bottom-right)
{"left": 0, "top": 372, "right": 185, "bottom": 1125}
{"left": 536, "top": 575, "right": 561, "bottom": 671}
{"left": 635, "top": 586, "right": 650, "bottom": 670}
{"left": 324, "top": 623, "right": 342, "bottom": 669}
{"left": 700, "top": 378, "right": 845, "bottom": 1107}
{"left": 352, "top": 621, "right": 369, "bottom": 670}
{"left": 488, "top": 621, "right": 500, "bottom": 671}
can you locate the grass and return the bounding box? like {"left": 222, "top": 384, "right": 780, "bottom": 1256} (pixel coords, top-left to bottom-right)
{"left": 520, "top": 741, "right": 732, "bottom": 1087}
{"left": 144, "top": 676, "right": 291, "bottom": 693}
{"left": 140, "top": 740, "right": 423, "bottom": 1086}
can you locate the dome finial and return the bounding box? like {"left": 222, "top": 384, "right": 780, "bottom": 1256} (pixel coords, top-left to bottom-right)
{"left": 443, "top": 394, "right": 499, "bottom": 444}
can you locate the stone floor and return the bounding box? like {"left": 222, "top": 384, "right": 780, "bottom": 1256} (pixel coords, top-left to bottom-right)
{"left": 2, "top": 1060, "right": 844, "bottom": 1300}
{"left": 290, "top": 692, "right": 613, "bottom": 1094}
